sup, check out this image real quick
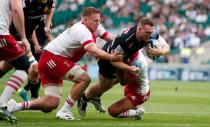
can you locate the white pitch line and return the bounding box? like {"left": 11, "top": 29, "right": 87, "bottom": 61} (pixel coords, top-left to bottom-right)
{"left": 146, "top": 112, "right": 210, "bottom": 115}
{"left": 21, "top": 110, "right": 210, "bottom": 115}
{"left": 1, "top": 122, "right": 210, "bottom": 127}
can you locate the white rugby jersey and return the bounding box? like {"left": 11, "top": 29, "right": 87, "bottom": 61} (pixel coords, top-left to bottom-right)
{"left": 131, "top": 51, "right": 149, "bottom": 95}
{"left": 45, "top": 21, "right": 108, "bottom": 62}
{"left": 0, "top": 0, "right": 11, "bottom": 35}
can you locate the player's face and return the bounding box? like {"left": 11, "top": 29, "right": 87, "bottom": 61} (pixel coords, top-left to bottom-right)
{"left": 138, "top": 25, "right": 154, "bottom": 42}
{"left": 84, "top": 13, "right": 101, "bottom": 32}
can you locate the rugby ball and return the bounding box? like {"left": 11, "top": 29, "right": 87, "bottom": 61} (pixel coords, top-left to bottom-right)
{"left": 146, "top": 39, "right": 162, "bottom": 60}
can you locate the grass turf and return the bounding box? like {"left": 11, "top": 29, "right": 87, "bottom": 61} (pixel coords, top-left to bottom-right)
{"left": 0, "top": 72, "right": 210, "bottom": 127}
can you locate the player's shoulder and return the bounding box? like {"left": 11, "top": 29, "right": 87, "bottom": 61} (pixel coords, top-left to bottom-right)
{"left": 71, "top": 21, "right": 92, "bottom": 34}
{"left": 97, "top": 24, "right": 105, "bottom": 30}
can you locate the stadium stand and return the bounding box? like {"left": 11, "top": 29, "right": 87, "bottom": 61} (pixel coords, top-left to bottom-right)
{"left": 51, "top": 0, "right": 210, "bottom": 64}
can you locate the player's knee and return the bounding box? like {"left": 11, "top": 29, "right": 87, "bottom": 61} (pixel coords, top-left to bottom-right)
{"left": 43, "top": 96, "right": 60, "bottom": 111}
{"left": 9, "top": 55, "right": 30, "bottom": 73}
{"left": 31, "top": 62, "right": 38, "bottom": 70}
{"left": 0, "top": 61, "right": 13, "bottom": 76}
{"left": 74, "top": 73, "right": 91, "bottom": 87}
{"left": 108, "top": 106, "right": 118, "bottom": 117}
{"left": 65, "top": 65, "right": 91, "bottom": 85}
{"left": 29, "top": 62, "right": 39, "bottom": 74}
{"left": 80, "top": 73, "right": 91, "bottom": 84}
{"left": 98, "top": 81, "right": 114, "bottom": 93}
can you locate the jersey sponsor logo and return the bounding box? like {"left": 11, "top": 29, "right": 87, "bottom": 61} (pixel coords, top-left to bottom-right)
{"left": 47, "top": 59, "right": 56, "bottom": 69}
{"left": 0, "top": 38, "right": 7, "bottom": 48}
{"left": 27, "top": 15, "right": 43, "bottom": 20}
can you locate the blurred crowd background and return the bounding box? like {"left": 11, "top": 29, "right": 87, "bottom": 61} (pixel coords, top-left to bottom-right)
{"left": 51, "top": 0, "right": 210, "bottom": 65}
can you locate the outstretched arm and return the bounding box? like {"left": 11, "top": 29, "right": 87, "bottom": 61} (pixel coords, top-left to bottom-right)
{"left": 85, "top": 43, "right": 123, "bottom": 62}
{"left": 111, "top": 61, "right": 139, "bottom": 75}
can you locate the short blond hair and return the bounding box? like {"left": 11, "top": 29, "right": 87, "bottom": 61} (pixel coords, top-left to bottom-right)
{"left": 138, "top": 17, "right": 155, "bottom": 27}
{"left": 82, "top": 7, "right": 101, "bottom": 17}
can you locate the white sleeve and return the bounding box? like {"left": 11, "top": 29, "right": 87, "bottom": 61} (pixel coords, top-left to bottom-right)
{"left": 74, "top": 28, "right": 95, "bottom": 48}
{"left": 97, "top": 24, "right": 109, "bottom": 39}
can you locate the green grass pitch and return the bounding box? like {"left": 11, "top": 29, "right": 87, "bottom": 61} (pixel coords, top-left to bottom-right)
{"left": 0, "top": 72, "right": 210, "bottom": 127}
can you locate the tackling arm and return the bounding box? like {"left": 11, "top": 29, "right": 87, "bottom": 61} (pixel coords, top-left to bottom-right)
{"left": 85, "top": 43, "right": 122, "bottom": 62}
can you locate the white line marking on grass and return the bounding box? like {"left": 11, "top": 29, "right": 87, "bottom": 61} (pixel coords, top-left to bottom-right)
{"left": 147, "top": 112, "right": 210, "bottom": 114}
{"left": 1, "top": 122, "right": 210, "bottom": 127}
{"left": 22, "top": 110, "right": 210, "bottom": 115}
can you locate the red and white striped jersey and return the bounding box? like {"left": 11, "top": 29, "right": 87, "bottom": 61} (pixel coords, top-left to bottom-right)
{"left": 128, "top": 51, "right": 150, "bottom": 95}
{"left": 45, "top": 21, "right": 108, "bottom": 62}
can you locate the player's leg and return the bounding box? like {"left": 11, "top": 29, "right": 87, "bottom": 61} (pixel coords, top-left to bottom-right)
{"left": 8, "top": 85, "right": 61, "bottom": 113}
{"left": 28, "top": 50, "right": 42, "bottom": 99}
{"left": 0, "top": 54, "right": 30, "bottom": 105}
{"left": 0, "top": 69, "right": 27, "bottom": 124}
{"left": 56, "top": 65, "right": 90, "bottom": 120}
{"left": 77, "top": 75, "right": 114, "bottom": 116}
{"left": 88, "top": 85, "right": 106, "bottom": 113}
{"left": 0, "top": 35, "right": 30, "bottom": 123}
{"left": 86, "top": 72, "right": 122, "bottom": 113}
{"left": 22, "top": 52, "right": 40, "bottom": 99}
{"left": 7, "top": 51, "right": 64, "bottom": 113}
{"left": 77, "top": 59, "right": 117, "bottom": 116}
{"left": 108, "top": 96, "right": 141, "bottom": 118}
{"left": 0, "top": 61, "right": 13, "bottom": 78}
{"left": 109, "top": 83, "right": 148, "bottom": 120}
{"left": 27, "top": 61, "right": 40, "bottom": 99}
{"left": 108, "top": 96, "right": 148, "bottom": 120}
{"left": 86, "top": 74, "right": 115, "bottom": 100}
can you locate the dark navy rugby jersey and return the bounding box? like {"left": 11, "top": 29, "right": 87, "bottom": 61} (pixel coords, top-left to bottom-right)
{"left": 9, "top": 0, "right": 54, "bottom": 41}
{"left": 103, "top": 25, "right": 159, "bottom": 61}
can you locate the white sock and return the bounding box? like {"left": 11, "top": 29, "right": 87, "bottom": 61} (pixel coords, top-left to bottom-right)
{"left": 117, "top": 109, "right": 139, "bottom": 118}
{"left": 60, "top": 95, "right": 75, "bottom": 112}
{"left": 0, "top": 70, "right": 27, "bottom": 107}
{"left": 13, "top": 101, "right": 31, "bottom": 112}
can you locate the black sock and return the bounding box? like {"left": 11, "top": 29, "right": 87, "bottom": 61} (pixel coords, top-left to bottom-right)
{"left": 97, "top": 94, "right": 103, "bottom": 98}
{"left": 30, "top": 79, "right": 41, "bottom": 98}
{"left": 0, "top": 70, "right": 6, "bottom": 78}
{"left": 82, "top": 94, "right": 89, "bottom": 102}
{"left": 25, "top": 79, "right": 41, "bottom": 98}
{"left": 24, "top": 83, "right": 31, "bottom": 91}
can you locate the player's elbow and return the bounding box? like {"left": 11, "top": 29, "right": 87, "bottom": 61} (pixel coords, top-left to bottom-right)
{"left": 11, "top": 6, "right": 22, "bottom": 16}
{"left": 88, "top": 50, "right": 99, "bottom": 58}
{"left": 85, "top": 44, "right": 99, "bottom": 57}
